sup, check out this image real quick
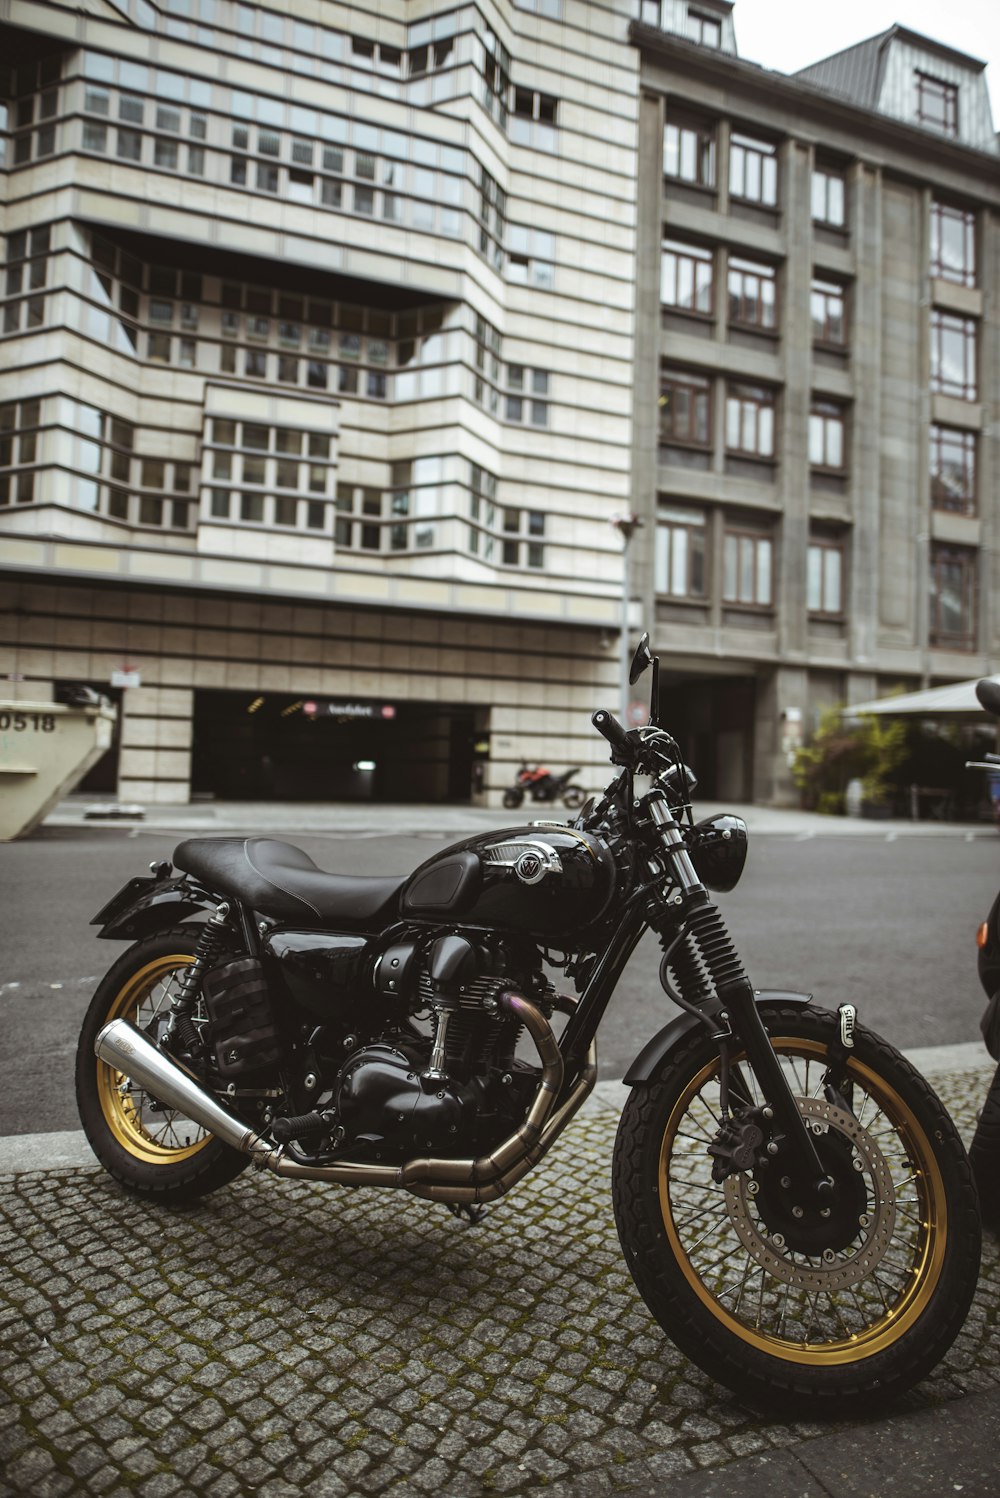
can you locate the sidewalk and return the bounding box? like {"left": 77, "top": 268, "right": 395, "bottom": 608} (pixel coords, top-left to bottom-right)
{"left": 44, "top": 793, "right": 1000, "bottom": 839}
{"left": 1, "top": 1055, "right": 997, "bottom": 1498}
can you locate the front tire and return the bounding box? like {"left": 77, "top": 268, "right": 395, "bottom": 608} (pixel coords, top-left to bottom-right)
{"left": 612, "top": 1004, "right": 981, "bottom": 1414}
{"left": 502, "top": 787, "right": 524, "bottom": 809}
{"left": 76, "top": 928, "right": 252, "bottom": 1203}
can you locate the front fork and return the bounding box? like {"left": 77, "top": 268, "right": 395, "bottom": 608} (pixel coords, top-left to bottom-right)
{"left": 649, "top": 794, "right": 830, "bottom": 1196}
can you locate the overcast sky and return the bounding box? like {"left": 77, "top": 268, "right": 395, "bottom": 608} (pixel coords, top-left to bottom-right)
{"left": 731, "top": 1, "right": 1000, "bottom": 118}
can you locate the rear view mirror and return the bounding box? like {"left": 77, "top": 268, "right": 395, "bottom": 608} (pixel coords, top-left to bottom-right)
{"left": 629, "top": 632, "right": 653, "bottom": 686}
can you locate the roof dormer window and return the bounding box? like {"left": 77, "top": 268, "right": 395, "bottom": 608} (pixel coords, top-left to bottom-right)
{"left": 915, "top": 72, "right": 958, "bottom": 136}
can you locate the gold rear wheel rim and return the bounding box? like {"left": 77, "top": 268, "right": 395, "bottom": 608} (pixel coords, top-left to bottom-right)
{"left": 658, "top": 1037, "right": 947, "bottom": 1365}
{"left": 96, "top": 952, "right": 213, "bottom": 1164}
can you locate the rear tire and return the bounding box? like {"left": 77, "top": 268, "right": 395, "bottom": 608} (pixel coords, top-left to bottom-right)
{"left": 76, "top": 928, "right": 252, "bottom": 1203}
{"left": 612, "top": 1003, "right": 981, "bottom": 1414}
{"left": 562, "top": 785, "right": 585, "bottom": 810}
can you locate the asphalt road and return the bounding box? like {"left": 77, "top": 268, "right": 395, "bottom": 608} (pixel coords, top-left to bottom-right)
{"left": 0, "top": 823, "right": 996, "bottom": 1136}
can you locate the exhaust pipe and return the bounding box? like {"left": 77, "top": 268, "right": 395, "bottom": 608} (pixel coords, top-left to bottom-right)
{"left": 95, "top": 994, "right": 595, "bottom": 1202}
{"left": 95, "top": 1020, "right": 277, "bottom": 1162}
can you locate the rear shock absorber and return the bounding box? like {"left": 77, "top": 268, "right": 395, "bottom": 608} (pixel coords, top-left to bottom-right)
{"left": 167, "top": 902, "right": 233, "bottom": 1035}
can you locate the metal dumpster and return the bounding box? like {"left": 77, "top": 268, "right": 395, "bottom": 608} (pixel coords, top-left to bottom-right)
{"left": 0, "top": 699, "right": 118, "bottom": 841}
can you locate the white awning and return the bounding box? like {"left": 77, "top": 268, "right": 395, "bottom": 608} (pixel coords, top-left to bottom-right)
{"left": 845, "top": 675, "right": 1000, "bottom": 717}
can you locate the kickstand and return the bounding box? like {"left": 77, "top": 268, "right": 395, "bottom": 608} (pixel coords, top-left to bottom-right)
{"left": 447, "top": 1202, "right": 488, "bottom": 1226}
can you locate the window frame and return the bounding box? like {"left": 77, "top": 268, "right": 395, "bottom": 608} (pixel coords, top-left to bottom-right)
{"left": 807, "top": 536, "right": 845, "bottom": 617}
{"left": 663, "top": 113, "right": 717, "bottom": 190}
{"left": 929, "top": 543, "right": 977, "bottom": 650}
{"left": 930, "top": 310, "right": 978, "bottom": 400}
{"left": 727, "top": 256, "right": 777, "bottom": 332}
{"left": 930, "top": 200, "right": 976, "bottom": 288}
{"left": 655, "top": 506, "right": 707, "bottom": 599}
{"left": 808, "top": 401, "right": 848, "bottom": 473}
{"left": 930, "top": 425, "right": 977, "bottom": 516}
{"left": 810, "top": 278, "right": 847, "bottom": 348}
{"left": 659, "top": 366, "right": 712, "bottom": 449}
{"left": 723, "top": 527, "right": 774, "bottom": 608}
{"left": 725, "top": 382, "right": 776, "bottom": 459}
{"left": 916, "top": 72, "right": 958, "bottom": 137}
{"left": 661, "top": 238, "right": 714, "bottom": 318}
{"left": 729, "top": 132, "right": 779, "bottom": 208}
{"left": 811, "top": 164, "right": 846, "bottom": 228}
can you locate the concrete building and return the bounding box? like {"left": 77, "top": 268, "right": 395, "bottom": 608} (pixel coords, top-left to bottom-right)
{"left": 631, "top": 6, "right": 1000, "bottom": 802}
{"left": 2, "top": 2, "right": 999, "bottom": 808}
{"left": 0, "top": 0, "right": 639, "bottom": 806}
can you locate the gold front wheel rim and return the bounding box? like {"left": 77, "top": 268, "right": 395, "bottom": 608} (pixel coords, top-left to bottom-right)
{"left": 658, "top": 1037, "right": 947, "bottom": 1366}
{"left": 96, "top": 952, "right": 213, "bottom": 1164}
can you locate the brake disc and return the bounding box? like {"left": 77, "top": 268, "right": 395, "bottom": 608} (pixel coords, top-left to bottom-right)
{"left": 722, "top": 1096, "right": 898, "bottom": 1292}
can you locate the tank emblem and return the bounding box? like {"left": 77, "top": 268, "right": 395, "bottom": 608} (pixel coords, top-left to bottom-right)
{"left": 515, "top": 850, "right": 546, "bottom": 884}
{"left": 483, "top": 839, "right": 562, "bottom": 883}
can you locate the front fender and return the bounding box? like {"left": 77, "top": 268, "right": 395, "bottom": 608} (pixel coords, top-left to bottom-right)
{"left": 623, "top": 988, "right": 813, "bottom": 1084}
{"left": 92, "top": 875, "right": 218, "bottom": 940}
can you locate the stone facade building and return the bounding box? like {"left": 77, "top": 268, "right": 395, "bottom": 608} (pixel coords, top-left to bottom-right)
{"left": 631, "top": 6, "right": 1000, "bottom": 801}
{"left": 0, "top": 0, "right": 638, "bottom": 805}
{"left": 1, "top": 2, "right": 998, "bottom": 807}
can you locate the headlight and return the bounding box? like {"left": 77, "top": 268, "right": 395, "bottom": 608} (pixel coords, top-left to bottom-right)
{"left": 685, "top": 814, "right": 748, "bottom": 893}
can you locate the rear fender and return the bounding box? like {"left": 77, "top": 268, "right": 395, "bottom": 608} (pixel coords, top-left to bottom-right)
{"left": 623, "top": 988, "right": 813, "bottom": 1084}
{"left": 92, "top": 875, "right": 219, "bottom": 940}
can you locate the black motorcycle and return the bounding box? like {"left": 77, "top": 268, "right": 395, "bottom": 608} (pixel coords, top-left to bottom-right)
{"left": 501, "top": 762, "right": 585, "bottom": 811}
{"left": 77, "top": 634, "right": 981, "bottom": 1413}
{"left": 965, "top": 677, "right": 1000, "bottom": 1227}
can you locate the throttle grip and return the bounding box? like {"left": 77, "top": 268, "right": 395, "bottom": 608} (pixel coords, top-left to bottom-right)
{"left": 592, "top": 709, "right": 631, "bottom": 756}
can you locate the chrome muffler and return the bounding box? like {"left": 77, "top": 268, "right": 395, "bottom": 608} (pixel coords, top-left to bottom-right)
{"left": 95, "top": 1020, "right": 278, "bottom": 1163}
{"left": 94, "top": 993, "right": 595, "bottom": 1202}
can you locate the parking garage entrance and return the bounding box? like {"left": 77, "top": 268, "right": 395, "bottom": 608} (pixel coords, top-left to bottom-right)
{"left": 191, "top": 690, "right": 480, "bottom": 803}
{"left": 659, "top": 675, "right": 756, "bottom": 801}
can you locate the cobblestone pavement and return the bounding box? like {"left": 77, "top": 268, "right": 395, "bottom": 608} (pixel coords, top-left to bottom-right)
{"left": 1, "top": 1073, "right": 998, "bottom": 1498}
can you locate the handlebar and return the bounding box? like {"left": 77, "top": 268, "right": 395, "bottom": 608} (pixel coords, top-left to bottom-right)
{"left": 592, "top": 709, "right": 632, "bottom": 759}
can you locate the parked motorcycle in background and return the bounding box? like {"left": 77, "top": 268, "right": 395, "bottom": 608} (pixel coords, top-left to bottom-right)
{"left": 501, "top": 762, "right": 585, "bottom": 811}
{"left": 76, "top": 633, "right": 981, "bottom": 1414}
{"left": 964, "top": 677, "right": 1000, "bottom": 1225}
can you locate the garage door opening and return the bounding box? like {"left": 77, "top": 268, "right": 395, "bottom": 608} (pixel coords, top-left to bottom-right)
{"left": 191, "top": 690, "right": 479, "bottom": 803}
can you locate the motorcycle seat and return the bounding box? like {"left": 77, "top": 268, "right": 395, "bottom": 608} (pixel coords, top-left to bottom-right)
{"left": 173, "top": 836, "right": 405, "bottom": 927}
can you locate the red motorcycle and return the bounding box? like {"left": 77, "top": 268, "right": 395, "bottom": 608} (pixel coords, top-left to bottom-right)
{"left": 502, "top": 763, "right": 585, "bottom": 811}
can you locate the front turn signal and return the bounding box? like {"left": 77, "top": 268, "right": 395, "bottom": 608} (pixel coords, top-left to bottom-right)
{"left": 977, "top": 921, "right": 990, "bottom": 949}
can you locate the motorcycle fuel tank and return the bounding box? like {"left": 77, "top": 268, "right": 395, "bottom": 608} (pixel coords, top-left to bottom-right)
{"left": 400, "top": 824, "right": 619, "bottom": 943}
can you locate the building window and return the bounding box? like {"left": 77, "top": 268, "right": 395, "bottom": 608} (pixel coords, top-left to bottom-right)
{"left": 729, "top": 133, "right": 778, "bottom": 207}
{"left": 117, "top": 129, "right": 142, "bottom": 162}
{"left": 807, "top": 538, "right": 844, "bottom": 616}
{"left": 0, "top": 398, "right": 42, "bottom": 505}
{"left": 930, "top": 201, "right": 976, "bottom": 287}
{"left": 727, "top": 257, "right": 776, "bottom": 331}
{"left": 724, "top": 529, "right": 773, "bottom": 607}
{"left": 688, "top": 8, "right": 721, "bottom": 46}
{"left": 656, "top": 507, "right": 706, "bottom": 597}
{"left": 661, "top": 239, "right": 713, "bottom": 316}
{"left": 506, "top": 367, "right": 550, "bottom": 425}
{"left": 468, "top": 462, "right": 498, "bottom": 560}
{"left": 930, "top": 545, "right": 976, "bottom": 650}
{"left": 811, "top": 165, "right": 846, "bottom": 228}
{"left": 930, "top": 426, "right": 976, "bottom": 516}
{"left": 809, "top": 402, "right": 847, "bottom": 471}
{"left": 930, "top": 311, "right": 977, "bottom": 400}
{"left": 474, "top": 315, "right": 501, "bottom": 412}
{"left": 663, "top": 114, "right": 716, "bottom": 188}
{"left": 725, "top": 383, "right": 775, "bottom": 458}
{"left": 660, "top": 367, "right": 711, "bottom": 447}
{"left": 916, "top": 73, "right": 958, "bottom": 137}
{"left": 811, "top": 279, "right": 846, "bottom": 346}
{"left": 511, "top": 89, "right": 559, "bottom": 150}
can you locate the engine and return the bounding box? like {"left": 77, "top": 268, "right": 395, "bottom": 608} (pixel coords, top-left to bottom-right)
{"left": 263, "top": 927, "right": 553, "bottom": 1163}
